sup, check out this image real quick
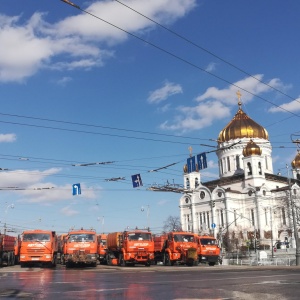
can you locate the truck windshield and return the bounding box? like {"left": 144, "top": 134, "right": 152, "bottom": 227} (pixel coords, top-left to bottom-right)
{"left": 128, "top": 232, "right": 151, "bottom": 241}
{"left": 200, "top": 238, "right": 217, "bottom": 245}
{"left": 173, "top": 234, "right": 195, "bottom": 242}
{"left": 69, "top": 234, "right": 95, "bottom": 242}
{"left": 23, "top": 233, "right": 50, "bottom": 241}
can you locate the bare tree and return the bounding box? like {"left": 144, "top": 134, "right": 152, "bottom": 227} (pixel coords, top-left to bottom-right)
{"left": 163, "top": 215, "right": 182, "bottom": 233}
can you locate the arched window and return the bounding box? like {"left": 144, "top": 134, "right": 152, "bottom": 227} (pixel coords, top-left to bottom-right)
{"left": 258, "top": 162, "right": 262, "bottom": 175}
{"left": 220, "top": 160, "right": 223, "bottom": 174}
{"left": 236, "top": 155, "right": 240, "bottom": 169}
{"left": 227, "top": 157, "right": 231, "bottom": 171}
{"left": 247, "top": 162, "right": 252, "bottom": 175}
{"left": 186, "top": 178, "right": 190, "bottom": 189}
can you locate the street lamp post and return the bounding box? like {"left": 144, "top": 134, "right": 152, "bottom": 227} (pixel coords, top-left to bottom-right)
{"left": 3, "top": 203, "right": 14, "bottom": 235}
{"left": 141, "top": 205, "right": 150, "bottom": 229}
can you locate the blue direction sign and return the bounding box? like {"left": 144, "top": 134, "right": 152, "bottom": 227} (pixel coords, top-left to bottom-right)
{"left": 72, "top": 183, "right": 81, "bottom": 195}
{"left": 187, "top": 156, "right": 196, "bottom": 173}
{"left": 197, "top": 152, "right": 207, "bottom": 170}
{"left": 131, "top": 174, "right": 143, "bottom": 188}
{"left": 211, "top": 223, "right": 216, "bottom": 229}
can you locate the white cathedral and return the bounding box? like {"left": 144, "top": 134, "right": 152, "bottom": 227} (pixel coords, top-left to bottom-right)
{"left": 179, "top": 93, "right": 300, "bottom": 251}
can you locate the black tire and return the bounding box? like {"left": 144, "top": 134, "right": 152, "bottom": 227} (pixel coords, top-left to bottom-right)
{"left": 65, "top": 262, "right": 72, "bottom": 268}
{"left": 163, "top": 253, "right": 171, "bottom": 266}
{"left": 119, "top": 254, "right": 126, "bottom": 267}
{"left": 51, "top": 255, "right": 57, "bottom": 268}
{"left": 145, "top": 261, "right": 151, "bottom": 267}
{"left": 208, "top": 262, "right": 215, "bottom": 266}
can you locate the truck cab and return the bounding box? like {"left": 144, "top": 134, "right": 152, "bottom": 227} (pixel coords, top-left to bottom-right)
{"left": 64, "top": 229, "right": 97, "bottom": 268}
{"left": 197, "top": 235, "right": 220, "bottom": 266}
{"left": 19, "top": 230, "right": 58, "bottom": 268}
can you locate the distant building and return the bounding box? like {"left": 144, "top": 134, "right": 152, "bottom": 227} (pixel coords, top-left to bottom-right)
{"left": 179, "top": 93, "right": 300, "bottom": 251}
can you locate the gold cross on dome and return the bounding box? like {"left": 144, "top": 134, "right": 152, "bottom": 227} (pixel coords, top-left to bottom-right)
{"left": 188, "top": 146, "right": 193, "bottom": 157}
{"left": 236, "top": 90, "right": 242, "bottom": 107}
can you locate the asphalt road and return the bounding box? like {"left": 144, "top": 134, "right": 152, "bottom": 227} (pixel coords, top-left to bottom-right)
{"left": 0, "top": 264, "right": 300, "bottom": 299}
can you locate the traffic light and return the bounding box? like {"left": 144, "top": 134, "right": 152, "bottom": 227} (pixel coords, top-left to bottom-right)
{"left": 212, "top": 201, "right": 215, "bottom": 208}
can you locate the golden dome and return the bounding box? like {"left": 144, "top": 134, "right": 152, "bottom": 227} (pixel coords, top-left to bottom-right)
{"left": 292, "top": 151, "right": 300, "bottom": 169}
{"left": 243, "top": 139, "right": 262, "bottom": 157}
{"left": 218, "top": 98, "right": 269, "bottom": 143}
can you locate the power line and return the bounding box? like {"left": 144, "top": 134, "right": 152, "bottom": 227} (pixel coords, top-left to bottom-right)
{"left": 60, "top": 0, "right": 300, "bottom": 119}
{"left": 0, "top": 112, "right": 203, "bottom": 141}
{"left": 0, "top": 119, "right": 202, "bottom": 146}
{"left": 114, "top": 0, "right": 300, "bottom": 104}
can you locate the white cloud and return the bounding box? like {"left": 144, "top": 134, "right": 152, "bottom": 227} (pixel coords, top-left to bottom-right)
{"left": 196, "top": 74, "right": 283, "bottom": 105}
{"left": 0, "top": 168, "right": 99, "bottom": 203}
{"left": 160, "top": 100, "right": 231, "bottom": 132}
{"left": 157, "top": 199, "right": 171, "bottom": 206}
{"left": 0, "top": 133, "right": 16, "bottom": 142}
{"left": 148, "top": 81, "right": 183, "bottom": 104}
{"left": 56, "top": 76, "right": 72, "bottom": 86}
{"left": 0, "top": 0, "right": 196, "bottom": 82}
{"left": 0, "top": 168, "right": 61, "bottom": 187}
{"left": 268, "top": 98, "right": 300, "bottom": 113}
{"left": 160, "top": 75, "right": 286, "bottom": 132}
{"left": 60, "top": 205, "right": 79, "bottom": 217}
{"left": 205, "top": 62, "right": 217, "bottom": 72}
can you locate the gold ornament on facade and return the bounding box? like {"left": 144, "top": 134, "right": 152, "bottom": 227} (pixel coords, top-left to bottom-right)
{"left": 242, "top": 139, "right": 262, "bottom": 157}
{"left": 183, "top": 164, "right": 188, "bottom": 173}
{"left": 292, "top": 150, "right": 300, "bottom": 169}
{"left": 218, "top": 91, "right": 269, "bottom": 143}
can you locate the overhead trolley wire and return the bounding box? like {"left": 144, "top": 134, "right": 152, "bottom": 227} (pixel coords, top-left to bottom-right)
{"left": 114, "top": 0, "right": 300, "bottom": 105}
{"left": 59, "top": 0, "right": 300, "bottom": 119}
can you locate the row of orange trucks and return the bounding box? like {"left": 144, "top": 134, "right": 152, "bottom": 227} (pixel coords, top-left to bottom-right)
{"left": 1, "top": 228, "right": 220, "bottom": 268}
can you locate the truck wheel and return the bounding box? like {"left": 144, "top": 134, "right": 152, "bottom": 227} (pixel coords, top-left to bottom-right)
{"left": 163, "top": 253, "right": 171, "bottom": 266}
{"left": 119, "top": 254, "right": 126, "bottom": 267}
{"left": 145, "top": 261, "right": 151, "bottom": 267}
{"left": 208, "top": 262, "right": 215, "bottom": 266}
{"left": 66, "top": 262, "right": 72, "bottom": 269}
{"left": 50, "top": 255, "right": 57, "bottom": 268}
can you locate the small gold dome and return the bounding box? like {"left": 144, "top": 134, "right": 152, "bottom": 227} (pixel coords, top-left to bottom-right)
{"left": 183, "top": 164, "right": 188, "bottom": 173}
{"left": 292, "top": 151, "right": 300, "bottom": 169}
{"left": 243, "top": 139, "right": 262, "bottom": 157}
{"left": 218, "top": 103, "right": 269, "bottom": 143}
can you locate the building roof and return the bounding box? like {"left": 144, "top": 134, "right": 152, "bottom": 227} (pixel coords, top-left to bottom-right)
{"left": 218, "top": 98, "right": 269, "bottom": 143}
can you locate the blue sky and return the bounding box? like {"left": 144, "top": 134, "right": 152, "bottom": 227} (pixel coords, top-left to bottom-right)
{"left": 1, "top": 0, "right": 300, "bottom": 235}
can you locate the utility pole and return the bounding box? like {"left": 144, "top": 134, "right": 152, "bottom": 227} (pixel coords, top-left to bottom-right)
{"left": 288, "top": 135, "right": 300, "bottom": 265}
{"left": 270, "top": 207, "right": 274, "bottom": 258}
{"left": 287, "top": 164, "right": 300, "bottom": 266}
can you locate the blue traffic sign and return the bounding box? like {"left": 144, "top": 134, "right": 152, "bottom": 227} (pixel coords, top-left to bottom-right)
{"left": 211, "top": 223, "right": 216, "bottom": 229}
{"left": 72, "top": 183, "right": 81, "bottom": 195}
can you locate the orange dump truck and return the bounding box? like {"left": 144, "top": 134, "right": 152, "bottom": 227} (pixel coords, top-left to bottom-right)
{"left": 154, "top": 232, "right": 198, "bottom": 266}
{"left": 19, "top": 229, "right": 58, "bottom": 267}
{"left": 106, "top": 230, "right": 154, "bottom": 266}
{"left": 197, "top": 235, "right": 220, "bottom": 266}
{"left": 97, "top": 234, "right": 107, "bottom": 264}
{"left": 0, "top": 234, "right": 16, "bottom": 267}
{"left": 64, "top": 229, "right": 98, "bottom": 268}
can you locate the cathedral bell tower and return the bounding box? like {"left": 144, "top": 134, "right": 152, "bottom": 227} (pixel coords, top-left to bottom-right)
{"left": 216, "top": 91, "right": 273, "bottom": 178}
{"left": 183, "top": 147, "right": 201, "bottom": 190}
